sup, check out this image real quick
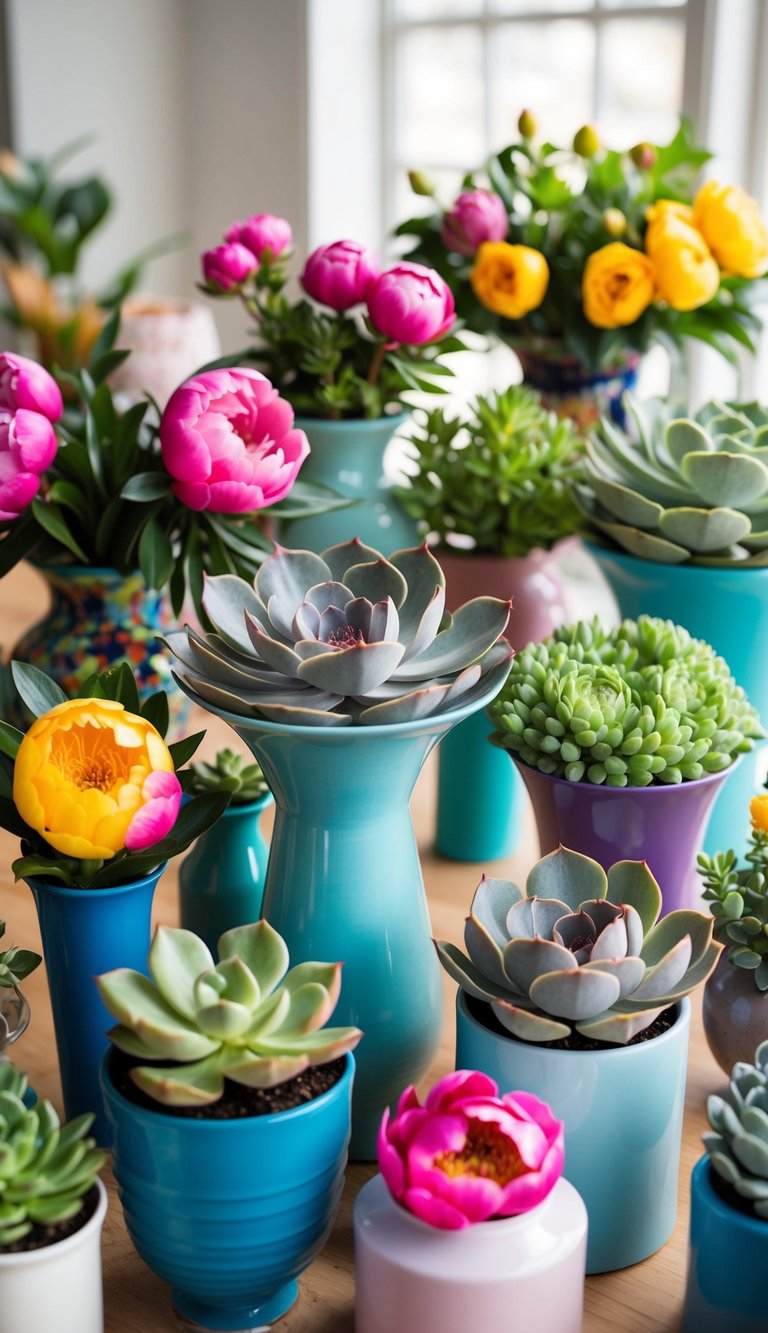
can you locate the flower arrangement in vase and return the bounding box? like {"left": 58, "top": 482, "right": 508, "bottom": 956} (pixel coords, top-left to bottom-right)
{"left": 0, "top": 920, "right": 40, "bottom": 1055}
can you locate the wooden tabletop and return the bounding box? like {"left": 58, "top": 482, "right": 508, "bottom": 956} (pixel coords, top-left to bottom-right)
{"left": 0, "top": 562, "right": 722, "bottom": 1332}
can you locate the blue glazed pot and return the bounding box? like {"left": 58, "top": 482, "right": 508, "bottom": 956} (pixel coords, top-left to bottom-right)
{"left": 517, "top": 347, "right": 640, "bottom": 430}
{"left": 456, "top": 990, "right": 691, "bottom": 1273}
{"left": 684, "top": 1156, "right": 768, "bottom": 1331}
{"left": 25, "top": 866, "right": 164, "bottom": 1145}
{"left": 589, "top": 545, "right": 768, "bottom": 857}
{"left": 179, "top": 792, "right": 273, "bottom": 953}
{"left": 280, "top": 413, "right": 419, "bottom": 554}
{"left": 102, "top": 1051, "right": 354, "bottom": 1331}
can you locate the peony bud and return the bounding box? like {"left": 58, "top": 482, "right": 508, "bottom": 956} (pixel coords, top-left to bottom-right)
{"left": 442, "top": 190, "right": 508, "bottom": 258}
{"left": 573, "top": 124, "right": 601, "bottom": 159}
{"left": 201, "top": 242, "right": 258, "bottom": 293}
{"left": 518, "top": 109, "right": 537, "bottom": 140}
{"left": 367, "top": 262, "right": 455, "bottom": 345}
{"left": 630, "top": 142, "right": 656, "bottom": 170}
{"left": 226, "top": 214, "right": 292, "bottom": 262}
{"left": 408, "top": 170, "right": 435, "bottom": 198}
{"left": 301, "top": 239, "right": 380, "bottom": 311}
{"left": 603, "top": 208, "right": 627, "bottom": 238}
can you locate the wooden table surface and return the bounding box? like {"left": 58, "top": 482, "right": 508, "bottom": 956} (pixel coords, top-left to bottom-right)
{"left": 0, "top": 562, "right": 724, "bottom": 1332}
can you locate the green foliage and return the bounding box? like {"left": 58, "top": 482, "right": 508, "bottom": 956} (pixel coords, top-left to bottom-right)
{"left": 0, "top": 138, "right": 111, "bottom": 279}
{"left": 0, "top": 922, "right": 40, "bottom": 991}
{"left": 396, "top": 385, "right": 585, "bottom": 556}
{"left": 187, "top": 749, "right": 269, "bottom": 804}
{"left": 704, "top": 1039, "right": 768, "bottom": 1219}
{"left": 698, "top": 828, "right": 768, "bottom": 990}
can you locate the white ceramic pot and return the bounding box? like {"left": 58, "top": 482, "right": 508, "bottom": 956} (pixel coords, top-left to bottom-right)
{"left": 0, "top": 1177, "right": 107, "bottom": 1333}
{"left": 353, "top": 1173, "right": 587, "bottom": 1333}
{"left": 109, "top": 297, "right": 221, "bottom": 406}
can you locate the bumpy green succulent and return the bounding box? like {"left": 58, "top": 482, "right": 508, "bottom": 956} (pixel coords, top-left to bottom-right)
{"left": 577, "top": 398, "right": 768, "bottom": 565}
{"left": 0, "top": 922, "right": 40, "bottom": 991}
{"left": 97, "top": 920, "right": 362, "bottom": 1106}
{"left": 490, "top": 616, "right": 764, "bottom": 786}
{"left": 0, "top": 1060, "right": 106, "bottom": 1246}
{"left": 167, "top": 539, "right": 512, "bottom": 727}
{"left": 704, "top": 1040, "right": 768, "bottom": 1217}
{"left": 187, "top": 749, "right": 269, "bottom": 804}
{"left": 437, "top": 846, "right": 721, "bottom": 1044}
{"left": 698, "top": 815, "right": 768, "bottom": 991}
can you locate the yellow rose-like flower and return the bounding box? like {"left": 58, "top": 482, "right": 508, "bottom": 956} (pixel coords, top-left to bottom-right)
{"left": 645, "top": 200, "right": 695, "bottom": 231}
{"left": 750, "top": 794, "right": 768, "bottom": 834}
{"left": 14, "top": 698, "right": 177, "bottom": 860}
{"left": 693, "top": 180, "right": 768, "bottom": 278}
{"left": 582, "top": 243, "right": 655, "bottom": 329}
{"left": 645, "top": 213, "right": 720, "bottom": 312}
{"left": 471, "top": 242, "right": 549, "bottom": 320}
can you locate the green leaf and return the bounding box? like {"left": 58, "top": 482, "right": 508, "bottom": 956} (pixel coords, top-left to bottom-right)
{"left": 29, "top": 500, "right": 88, "bottom": 562}
{"left": 0, "top": 797, "right": 37, "bottom": 842}
{"left": 0, "top": 513, "right": 40, "bottom": 577}
{"left": 121, "top": 472, "right": 170, "bottom": 502}
{"left": 138, "top": 517, "right": 173, "bottom": 590}
{"left": 0, "top": 721, "right": 24, "bottom": 760}
{"left": 11, "top": 855, "right": 75, "bottom": 885}
{"left": 140, "top": 690, "right": 170, "bottom": 738}
{"left": 89, "top": 348, "right": 130, "bottom": 385}
{"left": 168, "top": 731, "right": 206, "bottom": 769}
{"left": 88, "top": 305, "right": 121, "bottom": 365}
{"left": 11, "top": 662, "right": 67, "bottom": 717}
{"left": 91, "top": 660, "right": 140, "bottom": 713}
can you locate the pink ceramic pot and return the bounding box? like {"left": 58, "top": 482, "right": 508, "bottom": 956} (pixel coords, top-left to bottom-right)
{"left": 702, "top": 950, "right": 768, "bottom": 1074}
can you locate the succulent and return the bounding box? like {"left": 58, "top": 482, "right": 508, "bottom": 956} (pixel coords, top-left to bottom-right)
{"left": 187, "top": 749, "right": 269, "bottom": 804}
{"left": 0, "top": 922, "right": 40, "bottom": 991}
{"left": 576, "top": 397, "right": 768, "bottom": 566}
{"left": 436, "top": 846, "right": 721, "bottom": 1043}
{"left": 97, "top": 919, "right": 362, "bottom": 1106}
{"left": 698, "top": 804, "right": 768, "bottom": 991}
{"left": 0, "top": 1060, "right": 106, "bottom": 1246}
{"left": 167, "top": 539, "right": 512, "bottom": 727}
{"left": 490, "top": 615, "right": 764, "bottom": 786}
{"left": 704, "top": 1040, "right": 768, "bottom": 1218}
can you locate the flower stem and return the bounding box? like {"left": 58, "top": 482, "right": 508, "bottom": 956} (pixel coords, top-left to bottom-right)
{"left": 367, "top": 340, "right": 389, "bottom": 387}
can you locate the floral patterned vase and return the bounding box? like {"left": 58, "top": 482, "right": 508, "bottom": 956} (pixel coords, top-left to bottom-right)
{"left": 517, "top": 347, "right": 640, "bottom": 430}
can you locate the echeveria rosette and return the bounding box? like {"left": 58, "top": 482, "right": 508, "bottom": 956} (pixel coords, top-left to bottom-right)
{"left": 697, "top": 796, "right": 768, "bottom": 991}
{"left": 0, "top": 351, "right": 62, "bottom": 522}
{"left": 378, "top": 1070, "right": 564, "bottom": 1230}
{"left": 437, "top": 846, "right": 721, "bottom": 1044}
{"left": 704, "top": 1040, "right": 768, "bottom": 1218}
{"left": 187, "top": 748, "right": 269, "bottom": 804}
{"left": 168, "top": 538, "right": 513, "bottom": 727}
{"left": 96, "top": 919, "right": 362, "bottom": 1106}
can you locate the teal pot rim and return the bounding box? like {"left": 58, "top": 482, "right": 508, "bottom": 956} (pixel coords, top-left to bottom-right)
{"left": 457, "top": 988, "right": 691, "bottom": 1065}
{"left": 100, "top": 1049, "right": 355, "bottom": 1134}
{"left": 293, "top": 411, "right": 409, "bottom": 433}
{"left": 586, "top": 541, "right": 768, "bottom": 580}
{"left": 24, "top": 862, "right": 167, "bottom": 900}
{"left": 691, "top": 1154, "right": 768, "bottom": 1236}
{"left": 510, "top": 753, "right": 739, "bottom": 797}
{"left": 219, "top": 791, "right": 274, "bottom": 817}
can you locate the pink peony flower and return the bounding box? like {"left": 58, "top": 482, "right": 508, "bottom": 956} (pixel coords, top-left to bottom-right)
{"left": 160, "top": 367, "right": 309, "bottom": 514}
{"left": 301, "top": 239, "right": 381, "bottom": 311}
{"left": 202, "top": 242, "right": 259, "bottom": 292}
{"left": 0, "top": 353, "right": 61, "bottom": 522}
{"left": 124, "top": 770, "right": 183, "bottom": 851}
{"left": 226, "top": 213, "right": 293, "bottom": 261}
{"left": 0, "top": 351, "right": 63, "bottom": 421}
{"left": 377, "top": 1070, "right": 564, "bottom": 1230}
{"left": 442, "top": 189, "right": 509, "bottom": 258}
{"left": 367, "top": 262, "right": 455, "bottom": 345}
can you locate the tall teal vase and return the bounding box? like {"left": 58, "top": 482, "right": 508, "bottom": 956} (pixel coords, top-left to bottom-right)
{"left": 179, "top": 793, "right": 273, "bottom": 953}
{"left": 280, "top": 413, "right": 418, "bottom": 554}
{"left": 590, "top": 546, "right": 768, "bottom": 857}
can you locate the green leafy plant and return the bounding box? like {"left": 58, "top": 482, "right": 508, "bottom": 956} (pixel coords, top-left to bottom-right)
{"left": 396, "top": 385, "right": 585, "bottom": 557}
{"left": 698, "top": 805, "right": 768, "bottom": 990}
{"left": 97, "top": 919, "right": 362, "bottom": 1105}
{"left": 704, "top": 1039, "right": 768, "bottom": 1218}
{"left": 490, "top": 615, "right": 764, "bottom": 785}
{"left": 187, "top": 749, "right": 269, "bottom": 804}
{"left": 436, "top": 845, "right": 720, "bottom": 1043}
{"left": 0, "top": 922, "right": 40, "bottom": 991}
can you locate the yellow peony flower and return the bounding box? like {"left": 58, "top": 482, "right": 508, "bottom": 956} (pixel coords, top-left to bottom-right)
{"left": 645, "top": 212, "right": 719, "bottom": 312}
{"left": 645, "top": 200, "right": 695, "bottom": 232}
{"left": 14, "top": 698, "right": 178, "bottom": 860}
{"left": 693, "top": 180, "right": 768, "bottom": 279}
{"left": 471, "top": 242, "right": 549, "bottom": 320}
{"left": 582, "top": 243, "right": 655, "bottom": 329}
{"left": 750, "top": 794, "right": 768, "bottom": 834}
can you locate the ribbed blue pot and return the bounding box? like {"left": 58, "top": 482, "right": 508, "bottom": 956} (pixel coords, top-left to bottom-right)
{"left": 589, "top": 545, "right": 768, "bottom": 857}
{"left": 280, "top": 413, "right": 418, "bottom": 554}
{"left": 25, "top": 866, "right": 163, "bottom": 1145}
{"left": 102, "top": 1052, "right": 354, "bottom": 1331}
{"left": 456, "top": 990, "right": 690, "bottom": 1274}
{"left": 179, "top": 793, "right": 273, "bottom": 954}
{"left": 684, "top": 1157, "right": 768, "bottom": 1331}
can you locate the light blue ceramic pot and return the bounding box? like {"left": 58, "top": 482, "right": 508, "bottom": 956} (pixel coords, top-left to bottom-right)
{"left": 102, "top": 1051, "right": 354, "bottom": 1331}
{"left": 684, "top": 1156, "right": 768, "bottom": 1332}
{"left": 590, "top": 545, "right": 768, "bottom": 857}
{"left": 179, "top": 792, "right": 273, "bottom": 954}
{"left": 456, "top": 990, "right": 691, "bottom": 1273}
{"left": 280, "top": 413, "right": 418, "bottom": 554}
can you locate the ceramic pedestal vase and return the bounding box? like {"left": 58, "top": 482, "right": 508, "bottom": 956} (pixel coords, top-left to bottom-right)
{"left": 684, "top": 1157, "right": 768, "bottom": 1332}
{"left": 179, "top": 793, "right": 273, "bottom": 954}
{"left": 279, "top": 413, "right": 418, "bottom": 554}
{"left": 102, "top": 1052, "right": 354, "bottom": 1331}
{"left": 589, "top": 547, "right": 768, "bottom": 858}
{"left": 109, "top": 297, "right": 221, "bottom": 407}
{"left": 516, "top": 761, "right": 730, "bottom": 912}
{"left": 517, "top": 347, "right": 640, "bottom": 430}
{"left": 354, "top": 1173, "right": 587, "bottom": 1333}
{"left": 25, "top": 866, "right": 164, "bottom": 1145}
{"left": 436, "top": 547, "right": 568, "bottom": 862}
{"left": 456, "top": 991, "right": 691, "bottom": 1274}
{"left": 702, "top": 952, "right": 768, "bottom": 1074}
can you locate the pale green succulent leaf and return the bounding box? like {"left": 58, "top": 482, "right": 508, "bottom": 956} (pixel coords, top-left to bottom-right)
{"left": 96, "top": 969, "right": 219, "bottom": 1061}
{"left": 255, "top": 548, "right": 331, "bottom": 628}
{"left": 630, "top": 935, "right": 692, "bottom": 1000}
{"left": 242, "top": 700, "right": 353, "bottom": 726}
{"left": 224, "top": 1052, "right": 309, "bottom": 1088}
{"left": 641, "top": 910, "right": 714, "bottom": 969}
{"left": 246, "top": 988, "right": 291, "bottom": 1039}
{"left": 389, "top": 544, "right": 446, "bottom": 642}
{"left": 434, "top": 940, "right": 519, "bottom": 1004}
{"left": 741, "top": 1105, "right": 768, "bottom": 1145}
{"left": 282, "top": 960, "right": 342, "bottom": 1008}
{"left": 591, "top": 476, "right": 664, "bottom": 529}
{"left": 106, "top": 1023, "right": 164, "bottom": 1060}
{"left": 272, "top": 981, "right": 333, "bottom": 1037}
{"left": 322, "top": 538, "right": 382, "bottom": 582}
{"left": 202, "top": 574, "right": 265, "bottom": 653}
{"left": 664, "top": 419, "right": 714, "bottom": 467}
{"left": 503, "top": 937, "right": 577, "bottom": 993}
{"left": 586, "top": 955, "right": 646, "bottom": 997}
{"left": 732, "top": 1131, "right": 768, "bottom": 1178}
{"left": 605, "top": 860, "right": 662, "bottom": 934}
{"left": 297, "top": 641, "right": 405, "bottom": 694}
{"left": 529, "top": 963, "right": 622, "bottom": 1020}
{"left": 149, "top": 925, "right": 215, "bottom": 1020}
{"left": 394, "top": 597, "right": 510, "bottom": 681}
{"left": 526, "top": 846, "right": 608, "bottom": 910}
{"left": 131, "top": 1051, "right": 228, "bottom": 1106}
{"left": 469, "top": 876, "right": 524, "bottom": 950}
{"left": 252, "top": 1025, "right": 361, "bottom": 1058}
{"left": 575, "top": 1004, "right": 663, "bottom": 1044}
{"left": 464, "top": 915, "right": 509, "bottom": 989}
{"left": 343, "top": 558, "right": 408, "bottom": 609}
{"left": 659, "top": 506, "right": 752, "bottom": 552}
{"left": 400, "top": 584, "right": 446, "bottom": 663}
{"left": 218, "top": 920, "right": 290, "bottom": 995}
{"left": 210, "top": 956, "right": 261, "bottom": 1010}
{"left": 505, "top": 896, "right": 572, "bottom": 943}
{"left": 195, "top": 999, "right": 253, "bottom": 1040}
{"left": 243, "top": 618, "right": 303, "bottom": 676}
{"left": 601, "top": 522, "right": 691, "bottom": 563}
{"left": 681, "top": 450, "right": 768, "bottom": 508}
{"left": 490, "top": 998, "right": 571, "bottom": 1042}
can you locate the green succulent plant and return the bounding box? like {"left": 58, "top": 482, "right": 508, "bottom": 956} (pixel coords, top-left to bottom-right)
{"left": 436, "top": 846, "right": 721, "bottom": 1044}
{"left": 97, "top": 919, "right": 362, "bottom": 1106}
{"left": 187, "top": 749, "right": 269, "bottom": 804}
{"left": 490, "top": 615, "right": 764, "bottom": 786}
{"left": 698, "top": 812, "right": 768, "bottom": 991}
{"left": 167, "top": 539, "right": 512, "bottom": 727}
{"left": 0, "top": 922, "right": 40, "bottom": 991}
{"left": 576, "top": 397, "right": 768, "bottom": 566}
{"left": 395, "top": 386, "right": 585, "bottom": 558}
{"left": 704, "top": 1039, "right": 768, "bottom": 1218}
{"left": 0, "top": 1060, "right": 106, "bottom": 1246}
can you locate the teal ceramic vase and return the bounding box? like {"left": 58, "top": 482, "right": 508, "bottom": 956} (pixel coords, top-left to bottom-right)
{"left": 179, "top": 792, "right": 273, "bottom": 954}
{"left": 589, "top": 546, "right": 768, "bottom": 857}
{"left": 517, "top": 346, "right": 640, "bottom": 430}
{"left": 280, "top": 413, "right": 418, "bottom": 554}
{"left": 456, "top": 990, "right": 691, "bottom": 1273}
{"left": 684, "top": 1156, "right": 768, "bottom": 1332}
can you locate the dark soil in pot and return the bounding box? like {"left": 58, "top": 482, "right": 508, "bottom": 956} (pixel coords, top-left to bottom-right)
{"left": 465, "top": 993, "right": 679, "bottom": 1051}
{"left": 0, "top": 1183, "right": 100, "bottom": 1254}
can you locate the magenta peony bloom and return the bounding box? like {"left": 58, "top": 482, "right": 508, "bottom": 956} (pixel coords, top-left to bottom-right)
{"left": 0, "top": 352, "right": 61, "bottom": 522}
{"left": 160, "top": 367, "right": 309, "bottom": 514}
{"left": 0, "top": 351, "right": 63, "bottom": 421}
{"left": 301, "top": 239, "right": 381, "bottom": 311}
{"left": 367, "top": 262, "right": 455, "bottom": 345}
{"left": 442, "top": 189, "right": 509, "bottom": 258}
{"left": 202, "top": 242, "right": 259, "bottom": 292}
{"left": 225, "top": 213, "right": 293, "bottom": 261}
{"left": 124, "top": 770, "right": 183, "bottom": 851}
{"left": 377, "top": 1070, "right": 564, "bottom": 1230}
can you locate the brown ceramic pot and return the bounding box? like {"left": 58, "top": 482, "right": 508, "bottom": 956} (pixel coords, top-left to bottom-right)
{"left": 702, "top": 950, "right": 768, "bottom": 1074}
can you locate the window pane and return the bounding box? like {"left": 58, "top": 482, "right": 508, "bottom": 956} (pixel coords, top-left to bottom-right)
{"left": 598, "top": 17, "right": 685, "bottom": 147}
{"left": 600, "top": 0, "right": 684, "bottom": 9}
{"left": 490, "top": 0, "right": 590, "bottom": 12}
{"left": 394, "top": 26, "right": 485, "bottom": 165}
{"left": 395, "top": 0, "right": 483, "bottom": 16}
{"left": 489, "top": 21, "right": 596, "bottom": 148}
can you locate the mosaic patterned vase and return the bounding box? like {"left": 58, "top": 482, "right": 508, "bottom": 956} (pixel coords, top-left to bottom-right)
{"left": 517, "top": 346, "right": 640, "bottom": 430}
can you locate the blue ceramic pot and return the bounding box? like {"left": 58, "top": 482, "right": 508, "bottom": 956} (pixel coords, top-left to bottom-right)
{"left": 517, "top": 347, "right": 640, "bottom": 430}
{"left": 684, "top": 1156, "right": 768, "bottom": 1331}
{"left": 25, "top": 866, "right": 164, "bottom": 1145}
{"left": 589, "top": 546, "right": 768, "bottom": 857}
{"left": 102, "top": 1051, "right": 354, "bottom": 1331}
{"left": 280, "top": 413, "right": 418, "bottom": 554}
{"left": 179, "top": 792, "right": 273, "bottom": 954}
{"left": 456, "top": 990, "right": 691, "bottom": 1273}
